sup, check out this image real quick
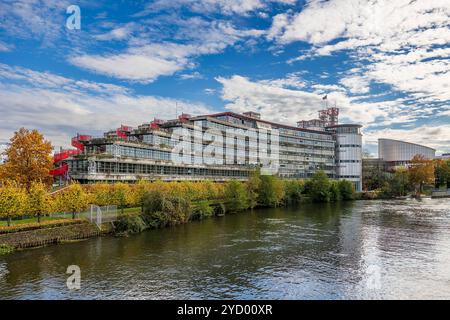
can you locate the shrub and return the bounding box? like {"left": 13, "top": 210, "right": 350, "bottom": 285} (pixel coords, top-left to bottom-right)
{"left": 329, "top": 181, "right": 342, "bottom": 202}
{"left": 246, "top": 169, "right": 261, "bottom": 209}
{"left": 258, "top": 175, "right": 285, "bottom": 207}
{"left": 114, "top": 215, "right": 147, "bottom": 234}
{"left": 338, "top": 180, "right": 355, "bottom": 200}
{"left": 284, "top": 180, "right": 304, "bottom": 205}
{"left": 307, "top": 171, "right": 331, "bottom": 203}
{"left": 142, "top": 189, "right": 191, "bottom": 226}
{"left": 191, "top": 201, "right": 214, "bottom": 220}
{"left": 224, "top": 180, "right": 249, "bottom": 213}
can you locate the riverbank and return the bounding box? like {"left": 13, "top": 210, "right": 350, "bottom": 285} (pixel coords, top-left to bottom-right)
{"left": 0, "top": 220, "right": 103, "bottom": 254}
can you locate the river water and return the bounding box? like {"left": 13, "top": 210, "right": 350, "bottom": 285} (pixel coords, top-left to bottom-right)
{"left": 1, "top": 198, "right": 450, "bottom": 300}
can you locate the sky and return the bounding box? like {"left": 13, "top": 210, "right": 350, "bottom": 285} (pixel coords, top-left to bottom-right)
{"left": 0, "top": 0, "right": 449, "bottom": 156}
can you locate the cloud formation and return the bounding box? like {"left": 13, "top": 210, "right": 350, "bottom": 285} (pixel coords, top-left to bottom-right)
{"left": 0, "top": 64, "right": 214, "bottom": 149}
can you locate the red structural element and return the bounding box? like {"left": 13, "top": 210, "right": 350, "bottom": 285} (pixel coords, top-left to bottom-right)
{"left": 51, "top": 134, "right": 91, "bottom": 177}
{"left": 318, "top": 107, "right": 339, "bottom": 126}
{"left": 53, "top": 149, "right": 80, "bottom": 163}
{"left": 150, "top": 118, "right": 164, "bottom": 129}
{"left": 71, "top": 134, "right": 91, "bottom": 151}
{"left": 49, "top": 164, "right": 68, "bottom": 176}
{"left": 116, "top": 125, "right": 132, "bottom": 139}
{"left": 178, "top": 113, "right": 191, "bottom": 122}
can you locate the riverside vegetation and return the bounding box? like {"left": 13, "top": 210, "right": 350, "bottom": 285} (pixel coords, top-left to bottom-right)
{"left": 0, "top": 170, "right": 356, "bottom": 238}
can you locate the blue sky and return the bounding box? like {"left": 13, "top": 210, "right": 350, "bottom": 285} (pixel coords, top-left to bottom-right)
{"left": 0, "top": 0, "right": 449, "bottom": 156}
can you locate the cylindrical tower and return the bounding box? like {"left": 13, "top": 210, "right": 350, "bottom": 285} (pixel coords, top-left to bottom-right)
{"left": 327, "top": 124, "right": 363, "bottom": 192}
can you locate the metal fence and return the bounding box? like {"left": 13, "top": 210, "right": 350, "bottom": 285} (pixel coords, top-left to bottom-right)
{"left": 51, "top": 205, "right": 118, "bottom": 226}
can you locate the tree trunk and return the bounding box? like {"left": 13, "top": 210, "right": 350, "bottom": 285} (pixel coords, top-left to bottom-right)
{"left": 72, "top": 211, "right": 76, "bottom": 219}
{"left": 37, "top": 213, "right": 41, "bottom": 223}
{"left": 7, "top": 216, "right": 11, "bottom": 227}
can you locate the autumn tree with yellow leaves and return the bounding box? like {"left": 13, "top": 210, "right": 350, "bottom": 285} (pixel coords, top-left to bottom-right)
{"left": 56, "top": 183, "right": 89, "bottom": 219}
{"left": 0, "top": 182, "right": 27, "bottom": 226}
{"left": 0, "top": 128, "right": 53, "bottom": 189}
{"left": 408, "top": 154, "right": 435, "bottom": 195}
{"left": 27, "top": 181, "right": 52, "bottom": 223}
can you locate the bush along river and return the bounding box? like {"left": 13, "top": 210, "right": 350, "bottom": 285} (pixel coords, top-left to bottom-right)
{"left": 1, "top": 198, "right": 450, "bottom": 299}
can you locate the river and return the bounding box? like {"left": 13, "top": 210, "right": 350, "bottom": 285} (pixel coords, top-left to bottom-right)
{"left": 1, "top": 198, "right": 450, "bottom": 299}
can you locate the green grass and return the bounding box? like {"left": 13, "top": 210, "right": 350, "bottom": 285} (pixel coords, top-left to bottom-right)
{"left": 0, "top": 216, "right": 68, "bottom": 227}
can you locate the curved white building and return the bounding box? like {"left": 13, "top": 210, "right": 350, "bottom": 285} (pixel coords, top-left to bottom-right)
{"left": 328, "top": 124, "right": 363, "bottom": 191}
{"left": 378, "top": 139, "right": 435, "bottom": 166}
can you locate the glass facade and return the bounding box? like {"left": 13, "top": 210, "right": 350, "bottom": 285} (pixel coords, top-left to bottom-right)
{"left": 64, "top": 112, "right": 362, "bottom": 183}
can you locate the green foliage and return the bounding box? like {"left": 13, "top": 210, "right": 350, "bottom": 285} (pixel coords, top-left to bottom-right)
{"left": 435, "top": 159, "right": 450, "bottom": 188}
{"left": 224, "top": 180, "right": 249, "bottom": 213}
{"left": 142, "top": 189, "right": 191, "bottom": 227}
{"left": 0, "top": 244, "right": 14, "bottom": 255}
{"left": 191, "top": 201, "right": 214, "bottom": 220}
{"left": 114, "top": 215, "right": 148, "bottom": 234}
{"left": 380, "top": 168, "right": 411, "bottom": 198}
{"left": 329, "top": 181, "right": 341, "bottom": 202}
{"left": 307, "top": 171, "right": 331, "bottom": 203}
{"left": 338, "top": 180, "right": 355, "bottom": 200}
{"left": 283, "top": 180, "right": 304, "bottom": 205}
{"left": 246, "top": 169, "right": 261, "bottom": 209}
{"left": 258, "top": 175, "right": 285, "bottom": 207}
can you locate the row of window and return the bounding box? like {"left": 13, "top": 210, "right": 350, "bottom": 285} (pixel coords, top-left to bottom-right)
{"left": 339, "top": 144, "right": 362, "bottom": 148}
{"left": 69, "top": 160, "right": 250, "bottom": 177}
{"left": 338, "top": 160, "right": 361, "bottom": 163}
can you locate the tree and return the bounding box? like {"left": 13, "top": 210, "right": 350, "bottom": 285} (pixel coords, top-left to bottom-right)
{"left": 0, "top": 128, "right": 53, "bottom": 190}
{"left": 57, "top": 183, "right": 89, "bottom": 219}
{"left": 90, "top": 183, "right": 112, "bottom": 206}
{"left": 0, "top": 182, "right": 27, "bottom": 226}
{"left": 434, "top": 159, "right": 450, "bottom": 189}
{"left": 329, "top": 181, "right": 341, "bottom": 202}
{"left": 258, "top": 175, "right": 285, "bottom": 207}
{"left": 132, "top": 179, "right": 151, "bottom": 213}
{"left": 224, "top": 180, "right": 249, "bottom": 213}
{"left": 28, "top": 181, "right": 52, "bottom": 223}
{"left": 408, "top": 154, "right": 435, "bottom": 195}
{"left": 110, "top": 183, "right": 131, "bottom": 214}
{"left": 308, "top": 171, "right": 331, "bottom": 202}
{"left": 284, "top": 179, "right": 304, "bottom": 205}
{"left": 338, "top": 180, "right": 355, "bottom": 200}
{"left": 246, "top": 168, "right": 261, "bottom": 209}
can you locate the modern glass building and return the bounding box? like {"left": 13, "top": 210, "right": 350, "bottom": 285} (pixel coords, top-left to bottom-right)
{"left": 378, "top": 138, "right": 435, "bottom": 169}
{"left": 51, "top": 110, "right": 363, "bottom": 190}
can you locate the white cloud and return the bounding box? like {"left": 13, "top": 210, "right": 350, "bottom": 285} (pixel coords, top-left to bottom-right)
{"left": 269, "top": 0, "right": 450, "bottom": 103}
{"left": 93, "top": 23, "right": 136, "bottom": 41}
{"left": 215, "top": 74, "right": 387, "bottom": 126}
{"left": 139, "top": 0, "right": 295, "bottom": 16}
{"left": 179, "top": 71, "right": 204, "bottom": 80}
{"left": 70, "top": 20, "right": 264, "bottom": 83}
{"left": 215, "top": 74, "right": 450, "bottom": 153}
{"left": 0, "top": 41, "right": 12, "bottom": 52}
{"left": 0, "top": 64, "right": 214, "bottom": 149}
{"left": 0, "top": 0, "right": 72, "bottom": 47}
